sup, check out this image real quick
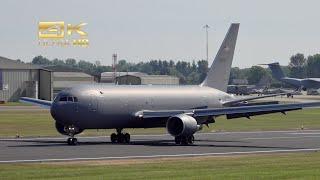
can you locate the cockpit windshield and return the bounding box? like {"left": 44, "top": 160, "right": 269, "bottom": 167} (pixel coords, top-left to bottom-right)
{"left": 59, "top": 96, "right": 78, "bottom": 102}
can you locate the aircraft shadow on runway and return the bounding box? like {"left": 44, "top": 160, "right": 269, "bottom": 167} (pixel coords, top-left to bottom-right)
{"left": 1, "top": 139, "right": 296, "bottom": 150}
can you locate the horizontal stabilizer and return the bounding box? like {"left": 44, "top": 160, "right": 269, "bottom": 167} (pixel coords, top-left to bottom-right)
{"left": 19, "top": 97, "right": 52, "bottom": 109}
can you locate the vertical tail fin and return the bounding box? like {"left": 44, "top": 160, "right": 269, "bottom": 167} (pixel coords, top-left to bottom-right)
{"left": 266, "top": 62, "right": 285, "bottom": 81}
{"left": 200, "top": 23, "right": 239, "bottom": 92}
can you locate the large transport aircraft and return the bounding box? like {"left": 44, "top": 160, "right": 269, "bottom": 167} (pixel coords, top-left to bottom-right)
{"left": 21, "top": 23, "right": 320, "bottom": 145}
{"left": 265, "top": 62, "right": 320, "bottom": 91}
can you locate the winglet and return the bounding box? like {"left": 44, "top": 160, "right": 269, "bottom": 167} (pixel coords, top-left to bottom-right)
{"left": 200, "top": 23, "right": 240, "bottom": 92}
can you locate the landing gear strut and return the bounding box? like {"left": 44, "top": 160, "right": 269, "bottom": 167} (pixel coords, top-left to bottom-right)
{"left": 110, "top": 128, "right": 130, "bottom": 143}
{"left": 175, "top": 135, "right": 194, "bottom": 145}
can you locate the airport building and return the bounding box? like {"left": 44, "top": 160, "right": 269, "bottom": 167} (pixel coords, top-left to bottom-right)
{"left": 100, "top": 72, "right": 147, "bottom": 83}
{"left": 0, "top": 58, "right": 96, "bottom": 102}
{"left": 116, "top": 74, "right": 179, "bottom": 85}
{"left": 100, "top": 72, "right": 179, "bottom": 85}
{"left": 44, "top": 66, "right": 95, "bottom": 98}
{"left": 0, "top": 56, "right": 52, "bottom": 102}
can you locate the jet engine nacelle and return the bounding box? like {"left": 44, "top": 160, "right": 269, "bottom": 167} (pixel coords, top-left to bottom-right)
{"left": 55, "top": 122, "right": 83, "bottom": 136}
{"left": 166, "top": 114, "right": 200, "bottom": 137}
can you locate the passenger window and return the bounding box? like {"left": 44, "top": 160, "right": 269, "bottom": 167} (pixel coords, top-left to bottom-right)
{"left": 68, "top": 97, "right": 73, "bottom": 102}
{"left": 60, "top": 97, "right": 67, "bottom": 101}
{"left": 74, "top": 97, "right": 78, "bottom": 102}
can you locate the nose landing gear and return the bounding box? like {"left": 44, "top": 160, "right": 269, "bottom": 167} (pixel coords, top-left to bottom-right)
{"left": 67, "top": 137, "right": 78, "bottom": 145}
{"left": 65, "top": 126, "right": 78, "bottom": 145}
{"left": 110, "top": 128, "right": 131, "bottom": 143}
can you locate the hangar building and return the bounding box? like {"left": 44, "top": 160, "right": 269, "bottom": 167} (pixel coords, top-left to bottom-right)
{"left": 100, "top": 72, "right": 179, "bottom": 85}
{"left": 0, "top": 56, "right": 52, "bottom": 102}
{"left": 45, "top": 66, "right": 95, "bottom": 98}
{"left": 116, "top": 74, "right": 179, "bottom": 85}
{"left": 100, "top": 72, "right": 147, "bottom": 83}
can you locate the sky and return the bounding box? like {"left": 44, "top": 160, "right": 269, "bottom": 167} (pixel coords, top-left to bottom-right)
{"left": 0, "top": 0, "right": 319, "bottom": 68}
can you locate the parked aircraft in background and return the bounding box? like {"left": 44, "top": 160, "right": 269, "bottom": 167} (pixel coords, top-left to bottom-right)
{"left": 21, "top": 24, "right": 320, "bottom": 146}
{"left": 264, "top": 62, "right": 320, "bottom": 91}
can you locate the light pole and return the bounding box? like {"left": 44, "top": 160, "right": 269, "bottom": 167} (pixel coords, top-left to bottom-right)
{"left": 203, "top": 24, "right": 210, "bottom": 62}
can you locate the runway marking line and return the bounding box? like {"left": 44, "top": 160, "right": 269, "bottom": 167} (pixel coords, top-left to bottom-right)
{"left": 0, "top": 148, "right": 320, "bottom": 164}
{"left": 243, "top": 135, "right": 320, "bottom": 140}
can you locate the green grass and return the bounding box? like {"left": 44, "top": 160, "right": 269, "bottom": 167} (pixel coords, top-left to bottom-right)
{"left": 0, "top": 102, "right": 31, "bottom": 106}
{"left": 0, "top": 108, "right": 320, "bottom": 137}
{"left": 1, "top": 152, "right": 320, "bottom": 179}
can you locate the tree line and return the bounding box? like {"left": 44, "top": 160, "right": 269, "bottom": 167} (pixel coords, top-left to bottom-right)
{"left": 30, "top": 53, "right": 320, "bottom": 85}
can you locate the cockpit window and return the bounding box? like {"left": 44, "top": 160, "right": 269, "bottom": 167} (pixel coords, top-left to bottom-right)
{"left": 59, "top": 96, "right": 78, "bottom": 102}
{"left": 59, "top": 97, "right": 67, "bottom": 101}
{"left": 67, "top": 97, "right": 73, "bottom": 102}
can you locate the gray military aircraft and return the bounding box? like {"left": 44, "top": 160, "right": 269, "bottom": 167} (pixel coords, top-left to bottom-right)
{"left": 21, "top": 23, "right": 320, "bottom": 146}
{"left": 264, "top": 62, "right": 320, "bottom": 91}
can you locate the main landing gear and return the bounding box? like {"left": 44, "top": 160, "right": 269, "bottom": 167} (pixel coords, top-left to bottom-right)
{"left": 174, "top": 135, "right": 194, "bottom": 145}
{"left": 110, "top": 128, "right": 131, "bottom": 143}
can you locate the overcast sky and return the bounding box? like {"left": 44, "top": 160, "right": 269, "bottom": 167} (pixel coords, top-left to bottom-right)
{"left": 0, "top": 0, "right": 319, "bottom": 68}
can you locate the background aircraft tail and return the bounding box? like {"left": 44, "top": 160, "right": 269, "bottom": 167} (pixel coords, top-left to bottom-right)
{"left": 265, "top": 62, "right": 285, "bottom": 81}
{"left": 200, "top": 23, "right": 239, "bottom": 92}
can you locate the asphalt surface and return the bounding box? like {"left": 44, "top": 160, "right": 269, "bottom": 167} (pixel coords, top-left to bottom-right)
{"left": 1, "top": 130, "right": 320, "bottom": 163}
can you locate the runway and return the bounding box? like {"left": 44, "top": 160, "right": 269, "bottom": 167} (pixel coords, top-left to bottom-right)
{"left": 1, "top": 130, "right": 320, "bottom": 163}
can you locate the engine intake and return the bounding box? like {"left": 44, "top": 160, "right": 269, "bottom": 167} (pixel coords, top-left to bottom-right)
{"left": 166, "top": 114, "right": 199, "bottom": 137}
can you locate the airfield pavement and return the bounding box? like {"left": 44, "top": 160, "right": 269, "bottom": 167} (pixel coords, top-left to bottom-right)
{"left": 1, "top": 130, "right": 320, "bottom": 163}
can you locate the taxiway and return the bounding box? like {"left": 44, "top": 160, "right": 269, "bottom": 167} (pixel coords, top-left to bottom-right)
{"left": 1, "top": 130, "right": 320, "bottom": 163}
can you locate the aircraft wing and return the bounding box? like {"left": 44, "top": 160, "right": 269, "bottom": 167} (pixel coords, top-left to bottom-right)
{"left": 222, "top": 93, "right": 285, "bottom": 107}
{"left": 305, "top": 78, "right": 320, "bottom": 82}
{"left": 19, "top": 97, "right": 52, "bottom": 109}
{"left": 138, "top": 102, "right": 320, "bottom": 120}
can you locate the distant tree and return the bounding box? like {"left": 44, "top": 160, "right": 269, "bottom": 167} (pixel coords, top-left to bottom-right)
{"left": 65, "top": 58, "right": 77, "bottom": 66}
{"left": 229, "top": 67, "right": 244, "bottom": 84}
{"left": 52, "top": 58, "right": 65, "bottom": 66}
{"left": 306, "top": 54, "right": 320, "bottom": 78}
{"left": 288, "top": 53, "right": 306, "bottom": 78}
{"left": 197, "top": 60, "right": 208, "bottom": 82}
{"left": 246, "top": 66, "right": 267, "bottom": 85}
{"left": 32, "top": 55, "right": 51, "bottom": 65}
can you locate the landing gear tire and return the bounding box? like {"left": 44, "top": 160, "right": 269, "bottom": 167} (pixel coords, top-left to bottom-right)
{"left": 110, "top": 131, "right": 131, "bottom": 144}
{"left": 111, "top": 133, "right": 117, "bottom": 143}
{"left": 187, "top": 135, "right": 195, "bottom": 144}
{"left": 118, "top": 134, "right": 125, "bottom": 143}
{"left": 124, "top": 133, "right": 130, "bottom": 143}
{"left": 175, "top": 136, "right": 182, "bottom": 145}
{"left": 67, "top": 138, "right": 78, "bottom": 145}
{"left": 175, "top": 135, "right": 194, "bottom": 145}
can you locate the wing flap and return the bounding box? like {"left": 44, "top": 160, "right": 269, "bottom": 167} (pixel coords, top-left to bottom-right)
{"left": 222, "top": 93, "right": 284, "bottom": 107}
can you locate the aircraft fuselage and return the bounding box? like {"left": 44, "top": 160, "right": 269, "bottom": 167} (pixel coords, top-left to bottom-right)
{"left": 50, "top": 84, "right": 233, "bottom": 129}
